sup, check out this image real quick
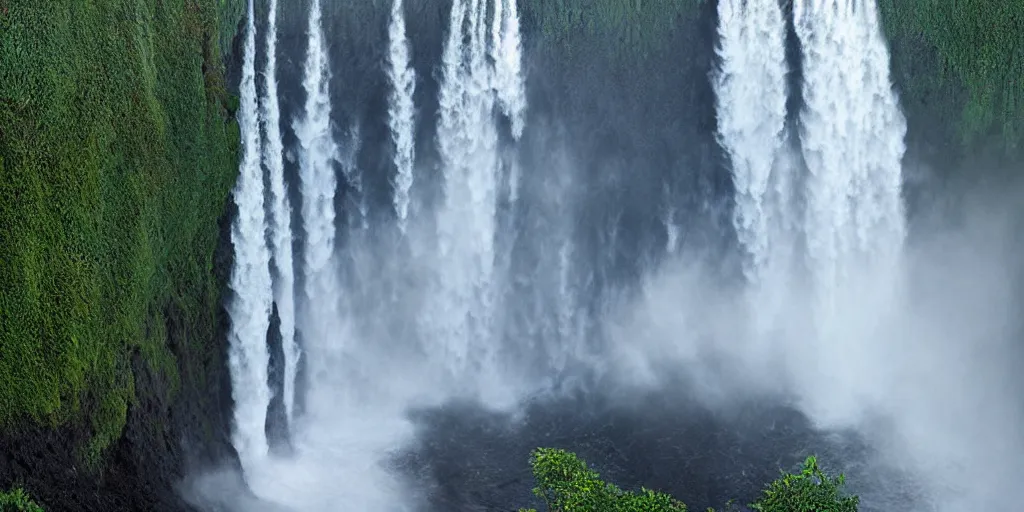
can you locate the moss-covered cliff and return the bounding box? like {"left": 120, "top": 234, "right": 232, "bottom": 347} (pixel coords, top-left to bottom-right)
{"left": 0, "top": 0, "right": 244, "bottom": 508}
{"left": 879, "top": 0, "right": 1023, "bottom": 168}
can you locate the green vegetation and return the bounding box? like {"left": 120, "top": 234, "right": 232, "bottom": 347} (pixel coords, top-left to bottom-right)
{"left": 518, "top": 448, "right": 859, "bottom": 512}
{"left": 0, "top": 0, "right": 242, "bottom": 465}
{"left": 748, "top": 456, "right": 858, "bottom": 512}
{"left": 518, "top": 448, "right": 686, "bottom": 511}
{"left": 0, "top": 488, "right": 43, "bottom": 512}
{"left": 878, "top": 0, "right": 1024, "bottom": 157}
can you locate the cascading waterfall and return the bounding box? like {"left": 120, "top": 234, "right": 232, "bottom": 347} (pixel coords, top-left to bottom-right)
{"left": 261, "top": 0, "right": 299, "bottom": 427}
{"left": 294, "top": 0, "right": 341, "bottom": 365}
{"left": 491, "top": 0, "right": 528, "bottom": 298}
{"left": 202, "top": 1, "right": 1006, "bottom": 511}
{"left": 432, "top": 0, "right": 502, "bottom": 376}
{"left": 713, "top": 0, "right": 790, "bottom": 283}
{"left": 794, "top": 0, "right": 907, "bottom": 302}
{"left": 387, "top": 0, "right": 417, "bottom": 232}
{"left": 791, "top": 0, "right": 908, "bottom": 426}
{"left": 227, "top": 0, "right": 273, "bottom": 468}
{"left": 492, "top": 0, "right": 527, "bottom": 139}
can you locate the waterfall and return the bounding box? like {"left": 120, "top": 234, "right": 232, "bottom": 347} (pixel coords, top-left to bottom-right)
{"left": 713, "top": 0, "right": 789, "bottom": 284}
{"left": 294, "top": 0, "right": 340, "bottom": 360}
{"left": 227, "top": 0, "right": 272, "bottom": 468}
{"left": 261, "top": 0, "right": 298, "bottom": 428}
{"left": 791, "top": 0, "right": 908, "bottom": 426}
{"left": 432, "top": 0, "right": 501, "bottom": 376}
{"left": 491, "top": 0, "right": 527, "bottom": 256}
{"left": 387, "top": 0, "right": 417, "bottom": 232}
{"left": 794, "top": 0, "right": 907, "bottom": 304}
{"left": 493, "top": 0, "right": 527, "bottom": 139}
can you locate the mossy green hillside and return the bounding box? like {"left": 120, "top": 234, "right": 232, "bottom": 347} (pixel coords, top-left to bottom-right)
{"left": 878, "top": 0, "right": 1024, "bottom": 157}
{"left": 0, "top": 0, "right": 242, "bottom": 463}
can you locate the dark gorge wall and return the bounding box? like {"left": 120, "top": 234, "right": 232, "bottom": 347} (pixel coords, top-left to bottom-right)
{"left": 0, "top": 0, "right": 245, "bottom": 509}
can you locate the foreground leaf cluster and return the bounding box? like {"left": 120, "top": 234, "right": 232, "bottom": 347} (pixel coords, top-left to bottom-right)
{"left": 0, "top": 488, "right": 43, "bottom": 512}
{"left": 519, "top": 448, "right": 859, "bottom": 512}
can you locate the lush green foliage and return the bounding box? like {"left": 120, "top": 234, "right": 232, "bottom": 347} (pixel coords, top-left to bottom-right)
{"left": 0, "top": 0, "right": 241, "bottom": 464}
{"left": 519, "top": 448, "right": 686, "bottom": 512}
{"left": 749, "top": 456, "right": 858, "bottom": 512}
{"left": 0, "top": 488, "right": 43, "bottom": 512}
{"left": 519, "top": 448, "right": 859, "bottom": 512}
{"left": 878, "top": 0, "right": 1024, "bottom": 157}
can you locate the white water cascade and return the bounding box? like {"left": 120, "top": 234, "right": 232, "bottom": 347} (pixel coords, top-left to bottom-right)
{"left": 261, "top": 0, "right": 299, "bottom": 427}
{"left": 713, "top": 0, "right": 790, "bottom": 284}
{"left": 791, "top": 0, "right": 909, "bottom": 429}
{"left": 294, "top": 0, "right": 341, "bottom": 368}
{"left": 492, "top": 0, "right": 527, "bottom": 139}
{"left": 794, "top": 0, "right": 907, "bottom": 302}
{"left": 387, "top": 0, "right": 417, "bottom": 232}
{"left": 431, "top": 0, "right": 502, "bottom": 377}
{"left": 226, "top": 0, "right": 273, "bottom": 469}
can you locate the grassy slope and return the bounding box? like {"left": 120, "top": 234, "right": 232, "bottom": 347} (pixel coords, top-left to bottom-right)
{"left": 0, "top": 0, "right": 242, "bottom": 464}
{"left": 878, "top": 0, "right": 1024, "bottom": 158}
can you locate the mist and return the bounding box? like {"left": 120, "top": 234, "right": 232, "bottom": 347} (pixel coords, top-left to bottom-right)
{"left": 187, "top": 1, "right": 1024, "bottom": 511}
{"left": 599, "top": 171, "right": 1024, "bottom": 510}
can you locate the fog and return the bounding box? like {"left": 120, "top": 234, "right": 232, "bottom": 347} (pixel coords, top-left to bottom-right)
{"left": 600, "top": 173, "right": 1024, "bottom": 510}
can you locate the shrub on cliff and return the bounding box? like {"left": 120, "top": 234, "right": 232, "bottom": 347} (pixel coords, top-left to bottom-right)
{"left": 0, "top": 488, "right": 43, "bottom": 512}
{"left": 518, "top": 448, "right": 859, "bottom": 512}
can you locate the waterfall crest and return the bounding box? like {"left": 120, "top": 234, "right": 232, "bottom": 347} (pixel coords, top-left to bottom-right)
{"left": 794, "top": 0, "right": 907, "bottom": 301}
{"left": 713, "top": 0, "right": 790, "bottom": 283}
